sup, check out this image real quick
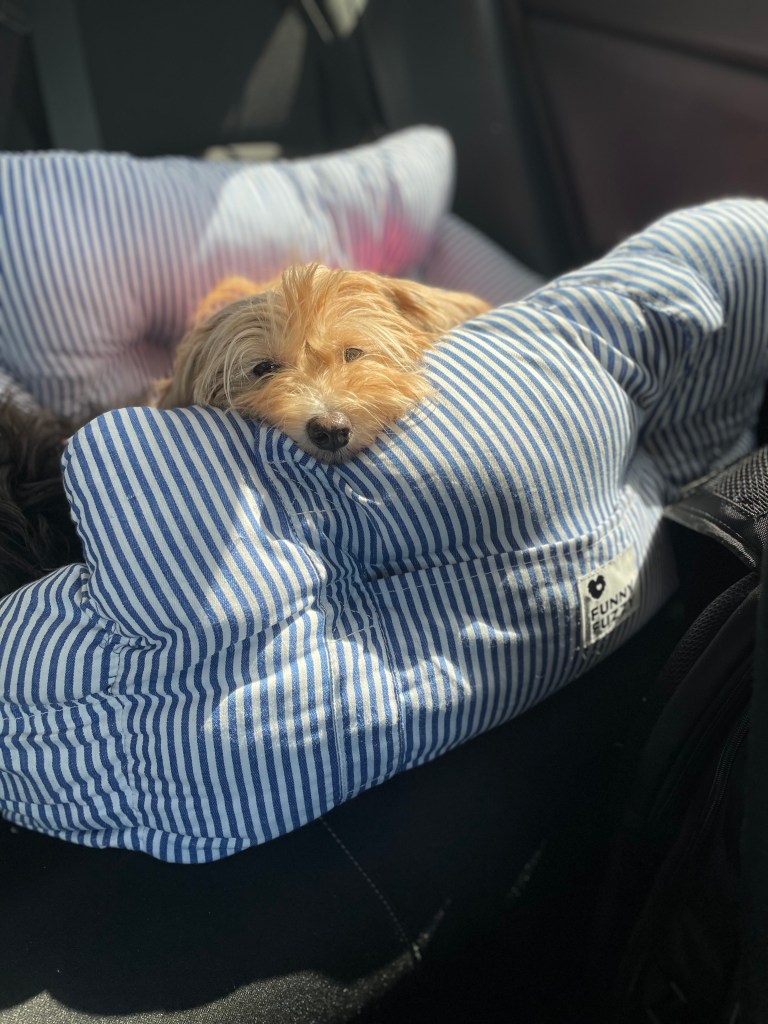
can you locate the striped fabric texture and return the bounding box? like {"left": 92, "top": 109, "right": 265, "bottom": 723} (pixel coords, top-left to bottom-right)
{"left": 0, "top": 127, "right": 455, "bottom": 418}
{"left": 1, "top": 198, "right": 767, "bottom": 862}
{"left": 421, "top": 213, "right": 544, "bottom": 306}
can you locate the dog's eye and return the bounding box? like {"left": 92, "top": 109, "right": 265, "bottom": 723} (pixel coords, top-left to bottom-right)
{"left": 344, "top": 348, "right": 364, "bottom": 363}
{"left": 252, "top": 360, "right": 281, "bottom": 379}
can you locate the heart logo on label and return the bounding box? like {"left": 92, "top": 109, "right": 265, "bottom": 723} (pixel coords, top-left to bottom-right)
{"left": 588, "top": 575, "right": 606, "bottom": 599}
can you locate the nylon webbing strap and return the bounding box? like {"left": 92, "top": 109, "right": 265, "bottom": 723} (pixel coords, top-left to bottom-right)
{"left": 0, "top": 0, "right": 29, "bottom": 146}
{"left": 30, "top": 0, "right": 101, "bottom": 150}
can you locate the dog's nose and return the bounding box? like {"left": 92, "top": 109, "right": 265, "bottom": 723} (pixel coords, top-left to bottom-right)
{"left": 306, "top": 415, "right": 351, "bottom": 453}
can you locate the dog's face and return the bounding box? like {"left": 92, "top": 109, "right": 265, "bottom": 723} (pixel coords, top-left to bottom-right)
{"left": 158, "top": 264, "right": 488, "bottom": 462}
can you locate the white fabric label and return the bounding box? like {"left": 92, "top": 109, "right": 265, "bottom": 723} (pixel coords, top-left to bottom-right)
{"left": 578, "top": 546, "right": 639, "bottom": 648}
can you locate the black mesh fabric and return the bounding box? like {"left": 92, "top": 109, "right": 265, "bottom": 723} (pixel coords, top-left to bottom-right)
{"left": 707, "top": 447, "right": 768, "bottom": 515}
{"left": 666, "top": 447, "right": 768, "bottom": 569}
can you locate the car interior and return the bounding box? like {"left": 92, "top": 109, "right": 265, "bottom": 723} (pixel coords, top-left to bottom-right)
{"left": 2, "top": 1, "right": 768, "bottom": 1022}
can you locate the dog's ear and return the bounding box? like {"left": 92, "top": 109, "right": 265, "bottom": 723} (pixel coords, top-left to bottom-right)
{"left": 149, "top": 377, "right": 172, "bottom": 407}
{"left": 385, "top": 279, "right": 490, "bottom": 337}
{"left": 160, "top": 292, "right": 275, "bottom": 409}
{"left": 155, "top": 322, "right": 215, "bottom": 408}
{"left": 192, "top": 275, "right": 271, "bottom": 326}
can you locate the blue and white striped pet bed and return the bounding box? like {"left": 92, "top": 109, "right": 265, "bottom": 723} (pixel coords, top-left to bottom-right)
{"left": 0, "top": 126, "right": 538, "bottom": 416}
{"left": 1, "top": 131, "right": 767, "bottom": 860}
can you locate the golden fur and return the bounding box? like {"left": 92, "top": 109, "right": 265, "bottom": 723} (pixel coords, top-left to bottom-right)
{"left": 156, "top": 264, "right": 489, "bottom": 462}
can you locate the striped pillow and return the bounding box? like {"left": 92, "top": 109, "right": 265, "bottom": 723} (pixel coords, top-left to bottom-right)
{"left": 2, "top": 200, "right": 767, "bottom": 862}
{"left": 0, "top": 127, "right": 454, "bottom": 419}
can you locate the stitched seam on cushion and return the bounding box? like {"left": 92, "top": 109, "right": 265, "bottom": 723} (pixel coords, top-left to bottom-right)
{"left": 106, "top": 635, "right": 142, "bottom": 827}
{"left": 319, "top": 582, "right": 348, "bottom": 803}
{"left": 361, "top": 576, "right": 407, "bottom": 774}
{"left": 2, "top": 618, "right": 136, "bottom": 725}
{"left": 362, "top": 490, "right": 635, "bottom": 773}
{"left": 369, "top": 487, "right": 632, "bottom": 588}
{"left": 321, "top": 819, "right": 420, "bottom": 964}
{"left": 261, "top": 463, "right": 346, "bottom": 808}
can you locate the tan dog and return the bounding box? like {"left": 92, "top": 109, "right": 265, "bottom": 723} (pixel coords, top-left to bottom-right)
{"left": 156, "top": 264, "right": 489, "bottom": 462}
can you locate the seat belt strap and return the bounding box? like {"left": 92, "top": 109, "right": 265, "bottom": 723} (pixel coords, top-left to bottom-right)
{"left": 30, "top": 0, "right": 101, "bottom": 149}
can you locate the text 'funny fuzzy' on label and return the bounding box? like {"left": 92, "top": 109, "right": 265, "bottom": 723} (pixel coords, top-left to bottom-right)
{"left": 578, "top": 546, "right": 639, "bottom": 648}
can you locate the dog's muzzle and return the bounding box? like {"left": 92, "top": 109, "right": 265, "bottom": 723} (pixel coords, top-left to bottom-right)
{"left": 306, "top": 414, "right": 351, "bottom": 453}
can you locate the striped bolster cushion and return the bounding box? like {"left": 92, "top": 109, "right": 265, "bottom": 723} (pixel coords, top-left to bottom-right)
{"left": 421, "top": 213, "right": 544, "bottom": 306}
{"left": 0, "top": 127, "right": 455, "bottom": 419}
{"left": 2, "top": 200, "right": 768, "bottom": 863}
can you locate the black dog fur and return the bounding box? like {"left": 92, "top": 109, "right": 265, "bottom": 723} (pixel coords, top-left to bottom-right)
{"left": 0, "top": 400, "right": 84, "bottom": 599}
